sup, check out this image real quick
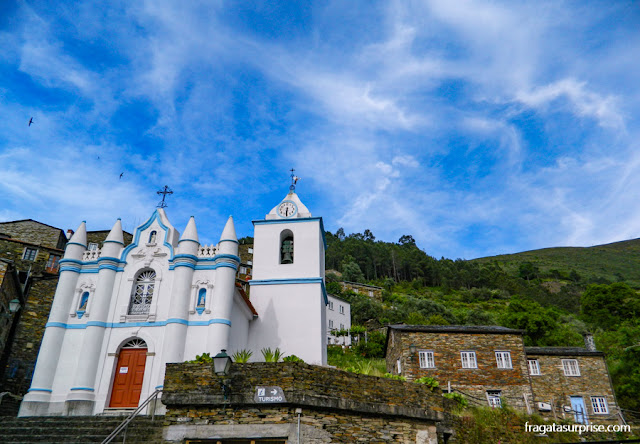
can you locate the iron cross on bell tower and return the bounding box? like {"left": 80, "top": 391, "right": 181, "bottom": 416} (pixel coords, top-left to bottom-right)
{"left": 289, "top": 168, "right": 300, "bottom": 191}
{"left": 156, "top": 185, "right": 173, "bottom": 208}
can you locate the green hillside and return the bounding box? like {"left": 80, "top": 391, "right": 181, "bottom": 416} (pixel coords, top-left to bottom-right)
{"left": 324, "top": 229, "right": 640, "bottom": 417}
{"left": 473, "top": 238, "right": 640, "bottom": 287}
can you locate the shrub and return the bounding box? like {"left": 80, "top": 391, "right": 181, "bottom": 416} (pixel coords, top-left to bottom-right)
{"left": 415, "top": 376, "right": 439, "bottom": 391}
{"left": 232, "top": 349, "right": 253, "bottom": 363}
{"left": 443, "top": 392, "right": 468, "bottom": 412}
{"left": 261, "top": 347, "right": 283, "bottom": 362}
{"left": 283, "top": 355, "right": 304, "bottom": 363}
{"left": 186, "top": 352, "right": 213, "bottom": 364}
{"left": 383, "top": 373, "right": 406, "bottom": 381}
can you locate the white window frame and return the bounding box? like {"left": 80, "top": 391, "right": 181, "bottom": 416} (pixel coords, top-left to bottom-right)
{"left": 487, "top": 390, "right": 502, "bottom": 408}
{"left": 339, "top": 323, "right": 344, "bottom": 330}
{"left": 339, "top": 305, "right": 344, "bottom": 314}
{"left": 22, "top": 247, "right": 38, "bottom": 261}
{"left": 419, "top": 350, "right": 435, "bottom": 369}
{"left": 528, "top": 359, "right": 541, "bottom": 375}
{"left": 591, "top": 396, "right": 608, "bottom": 414}
{"left": 328, "top": 301, "right": 334, "bottom": 310}
{"left": 397, "top": 359, "right": 402, "bottom": 374}
{"left": 562, "top": 359, "right": 580, "bottom": 376}
{"left": 328, "top": 320, "right": 334, "bottom": 329}
{"left": 461, "top": 351, "right": 477, "bottom": 369}
{"left": 88, "top": 242, "right": 99, "bottom": 251}
{"left": 495, "top": 351, "right": 512, "bottom": 369}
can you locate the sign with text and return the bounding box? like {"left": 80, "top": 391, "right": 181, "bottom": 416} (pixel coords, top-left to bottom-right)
{"left": 254, "top": 386, "right": 286, "bottom": 403}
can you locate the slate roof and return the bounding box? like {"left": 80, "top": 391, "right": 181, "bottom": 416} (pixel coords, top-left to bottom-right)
{"left": 387, "top": 324, "right": 524, "bottom": 335}
{"left": 525, "top": 347, "right": 604, "bottom": 356}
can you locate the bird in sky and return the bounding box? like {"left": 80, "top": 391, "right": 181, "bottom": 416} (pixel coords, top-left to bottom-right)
{"left": 119, "top": 172, "right": 124, "bottom": 179}
{"left": 28, "top": 117, "right": 33, "bottom": 126}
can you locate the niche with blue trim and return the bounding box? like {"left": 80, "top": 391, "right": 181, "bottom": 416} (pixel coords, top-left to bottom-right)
{"left": 77, "top": 291, "right": 90, "bottom": 319}
{"left": 196, "top": 288, "right": 206, "bottom": 315}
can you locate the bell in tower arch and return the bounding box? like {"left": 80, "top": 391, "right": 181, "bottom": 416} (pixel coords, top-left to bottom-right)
{"left": 281, "top": 238, "right": 294, "bottom": 264}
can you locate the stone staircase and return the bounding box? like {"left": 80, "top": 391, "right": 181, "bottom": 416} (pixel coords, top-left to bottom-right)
{"left": 0, "top": 415, "right": 164, "bottom": 443}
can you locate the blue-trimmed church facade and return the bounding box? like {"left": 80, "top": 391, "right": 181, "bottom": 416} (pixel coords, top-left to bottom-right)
{"left": 19, "top": 190, "right": 327, "bottom": 417}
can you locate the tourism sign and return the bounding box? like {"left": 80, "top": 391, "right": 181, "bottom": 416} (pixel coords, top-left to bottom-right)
{"left": 254, "top": 386, "right": 286, "bottom": 403}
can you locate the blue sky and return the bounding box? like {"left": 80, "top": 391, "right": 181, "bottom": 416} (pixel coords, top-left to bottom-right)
{"left": 1, "top": 1, "right": 639, "bottom": 260}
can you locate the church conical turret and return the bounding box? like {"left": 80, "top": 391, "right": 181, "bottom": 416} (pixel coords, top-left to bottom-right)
{"left": 103, "top": 219, "right": 124, "bottom": 257}
{"left": 68, "top": 221, "right": 87, "bottom": 247}
{"left": 177, "top": 216, "right": 199, "bottom": 255}
{"left": 217, "top": 216, "right": 238, "bottom": 256}
{"left": 180, "top": 216, "right": 199, "bottom": 243}
{"left": 64, "top": 221, "right": 87, "bottom": 260}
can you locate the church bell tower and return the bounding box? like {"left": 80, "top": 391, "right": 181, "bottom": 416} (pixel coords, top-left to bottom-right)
{"left": 247, "top": 173, "right": 327, "bottom": 364}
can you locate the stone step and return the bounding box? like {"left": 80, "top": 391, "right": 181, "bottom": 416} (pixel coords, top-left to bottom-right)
{"left": 0, "top": 416, "right": 164, "bottom": 443}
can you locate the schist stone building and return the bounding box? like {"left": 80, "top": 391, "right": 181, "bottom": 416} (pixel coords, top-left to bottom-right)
{"left": 385, "top": 325, "right": 621, "bottom": 425}
{"left": 19, "top": 189, "right": 328, "bottom": 417}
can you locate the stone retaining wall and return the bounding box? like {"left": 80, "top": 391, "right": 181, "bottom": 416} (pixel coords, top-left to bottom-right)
{"left": 162, "top": 362, "right": 451, "bottom": 443}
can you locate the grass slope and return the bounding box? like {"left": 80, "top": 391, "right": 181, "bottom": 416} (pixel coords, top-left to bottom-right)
{"left": 473, "top": 238, "right": 640, "bottom": 287}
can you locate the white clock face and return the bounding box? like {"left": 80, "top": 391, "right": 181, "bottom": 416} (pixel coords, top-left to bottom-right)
{"left": 278, "top": 201, "right": 297, "bottom": 218}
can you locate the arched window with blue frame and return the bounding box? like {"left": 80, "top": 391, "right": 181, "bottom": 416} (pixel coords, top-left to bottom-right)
{"left": 128, "top": 269, "right": 156, "bottom": 315}
{"left": 196, "top": 288, "right": 206, "bottom": 315}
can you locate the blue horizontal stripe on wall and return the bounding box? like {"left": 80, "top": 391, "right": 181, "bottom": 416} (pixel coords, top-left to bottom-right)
{"left": 251, "top": 217, "right": 327, "bottom": 250}
{"left": 59, "top": 258, "right": 84, "bottom": 265}
{"left": 219, "top": 238, "right": 239, "bottom": 244}
{"left": 70, "top": 387, "right": 94, "bottom": 391}
{"left": 173, "top": 254, "right": 198, "bottom": 261}
{"left": 65, "top": 242, "right": 87, "bottom": 248}
{"left": 45, "top": 318, "right": 231, "bottom": 329}
{"left": 169, "top": 262, "right": 238, "bottom": 271}
{"left": 250, "top": 277, "right": 323, "bottom": 285}
{"left": 250, "top": 278, "right": 329, "bottom": 305}
{"left": 103, "top": 240, "right": 124, "bottom": 245}
{"left": 28, "top": 388, "right": 52, "bottom": 393}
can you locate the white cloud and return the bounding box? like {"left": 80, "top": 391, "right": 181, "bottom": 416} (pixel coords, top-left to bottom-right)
{"left": 516, "top": 78, "right": 624, "bottom": 129}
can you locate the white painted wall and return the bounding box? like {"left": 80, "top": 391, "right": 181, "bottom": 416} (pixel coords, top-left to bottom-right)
{"left": 326, "top": 295, "right": 351, "bottom": 346}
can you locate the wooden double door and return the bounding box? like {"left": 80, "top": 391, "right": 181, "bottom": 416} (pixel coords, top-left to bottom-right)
{"left": 109, "top": 347, "right": 147, "bottom": 408}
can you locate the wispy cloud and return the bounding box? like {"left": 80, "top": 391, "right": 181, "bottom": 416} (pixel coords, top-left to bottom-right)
{"left": 1, "top": 1, "right": 639, "bottom": 259}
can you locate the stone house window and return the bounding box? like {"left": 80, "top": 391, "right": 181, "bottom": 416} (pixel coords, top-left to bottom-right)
{"left": 340, "top": 323, "right": 344, "bottom": 330}
{"left": 328, "top": 320, "right": 334, "bottom": 329}
{"left": 591, "top": 396, "right": 608, "bottom": 414}
{"left": 419, "top": 350, "right": 435, "bottom": 368}
{"left": 46, "top": 254, "right": 61, "bottom": 272}
{"left": 487, "top": 390, "right": 502, "bottom": 408}
{"left": 527, "top": 359, "right": 540, "bottom": 375}
{"left": 397, "top": 359, "right": 402, "bottom": 374}
{"left": 22, "top": 247, "right": 38, "bottom": 261}
{"left": 461, "top": 351, "right": 477, "bottom": 369}
{"left": 495, "top": 351, "right": 512, "bottom": 369}
{"left": 562, "top": 359, "right": 580, "bottom": 376}
{"left": 328, "top": 301, "right": 334, "bottom": 310}
{"left": 339, "top": 305, "right": 344, "bottom": 314}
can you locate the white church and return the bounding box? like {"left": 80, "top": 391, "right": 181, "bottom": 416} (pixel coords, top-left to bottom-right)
{"left": 19, "top": 188, "right": 328, "bottom": 416}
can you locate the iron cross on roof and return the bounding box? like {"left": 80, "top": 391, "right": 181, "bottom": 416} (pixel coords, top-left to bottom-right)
{"left": 156, "top": 185, "right": 173, "bottom": 208}
{"left": 289, "top": 168, "right": 300, "bottom": 191}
